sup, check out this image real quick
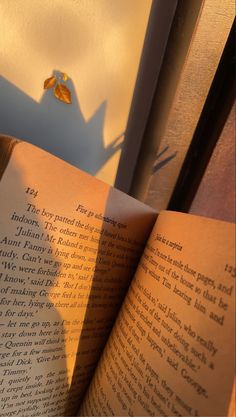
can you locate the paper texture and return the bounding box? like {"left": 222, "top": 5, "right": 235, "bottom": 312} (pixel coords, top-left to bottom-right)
{"left": 0, "top": 142, "right": 156, "bottom": 416}
{"left": 80, "top": 211, "right": 235, "bottom": 416}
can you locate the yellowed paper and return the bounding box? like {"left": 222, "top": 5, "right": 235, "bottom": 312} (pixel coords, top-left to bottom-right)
{"left": 0, "top": 142, "right": 156, "bottom": 416}
{"left": 80, "top": 211, "right": 235, "bottom": 417}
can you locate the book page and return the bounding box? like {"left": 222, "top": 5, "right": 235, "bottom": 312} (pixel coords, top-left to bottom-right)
{"left": 0, "top": 142, "right": 156, "bottom": 417}
{"left": 79, "top": 211, "right": 235, "bottom": 417}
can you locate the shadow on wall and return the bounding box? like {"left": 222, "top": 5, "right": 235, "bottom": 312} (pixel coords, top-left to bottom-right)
{"left": 152, "top": 145, "right": 177, "bottom": 174}
{"left": 0, "top": 70, "right": 123, "bottom": 175}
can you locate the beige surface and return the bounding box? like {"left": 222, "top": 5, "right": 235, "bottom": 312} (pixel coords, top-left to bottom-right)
{"left": 0, "top": 0, "right": 151, "bottom": 185}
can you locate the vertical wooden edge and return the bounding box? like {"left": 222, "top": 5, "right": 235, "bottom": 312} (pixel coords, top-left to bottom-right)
{"left": 0, "top": 135, "right": 19, "bottom": 181}
{"left": 228, "top": 380, "right": 235, "bottom": 417}
{"left": 167, "top": 20, "right": 235, "bottom": 213}
{"left": 130, "top": 0, "right": 204, "bottom": 202}
{"left": 114, "top": 0, "right": 178, "bottom": 194}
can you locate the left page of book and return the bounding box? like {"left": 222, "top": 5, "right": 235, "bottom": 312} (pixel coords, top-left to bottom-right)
{"left": 0, "top": 140, "right": 156, "bottom": 417}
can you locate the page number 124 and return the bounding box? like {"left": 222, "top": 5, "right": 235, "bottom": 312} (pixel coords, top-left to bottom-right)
{"left": 25, "top": 187, "right": 38, "bottom": 198}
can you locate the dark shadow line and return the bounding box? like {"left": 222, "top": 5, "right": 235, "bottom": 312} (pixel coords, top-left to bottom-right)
{"left": 155, "top": 145, "right": 170, "bottom": 160}
{"left": 152, "top": 151, "right": 178, "bottom": 174}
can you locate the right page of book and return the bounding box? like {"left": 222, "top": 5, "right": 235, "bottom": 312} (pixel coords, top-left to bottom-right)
{"left": 79, "top": 211, "right": 235, "bottom": 417}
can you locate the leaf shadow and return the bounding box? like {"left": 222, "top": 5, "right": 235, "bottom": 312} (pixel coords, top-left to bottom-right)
{"left": 0, "top": 71, "right": 123, "bottom": 175}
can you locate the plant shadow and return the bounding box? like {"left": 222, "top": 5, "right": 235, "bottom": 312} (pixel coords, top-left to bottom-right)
{"left": 0, "top": 71, "right": 123, "bottom": 175}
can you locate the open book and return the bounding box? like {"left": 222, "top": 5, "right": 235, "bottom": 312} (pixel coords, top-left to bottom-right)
{"left": 0, "top": 135, "right": 235, "bottom": 417}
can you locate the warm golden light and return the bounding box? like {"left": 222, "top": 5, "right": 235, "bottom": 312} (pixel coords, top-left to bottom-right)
{"left": 0, "top": 0, "right": 152, "bottom": 185}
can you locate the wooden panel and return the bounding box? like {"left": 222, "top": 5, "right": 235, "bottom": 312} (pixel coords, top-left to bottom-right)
{"left": 129, "top": 0, "right": 235, "bottom": 211}
{"left": 189, "top": 101, "right": 235, "bottom": 222}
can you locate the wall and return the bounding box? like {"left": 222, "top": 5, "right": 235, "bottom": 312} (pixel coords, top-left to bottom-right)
{"left": 0, "top": 0, "right": 151, "bottom": 184}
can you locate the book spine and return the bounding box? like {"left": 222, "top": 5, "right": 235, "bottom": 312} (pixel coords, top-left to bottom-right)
{"left": 0, "top": 135, "right": 19, "bottom": 180}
